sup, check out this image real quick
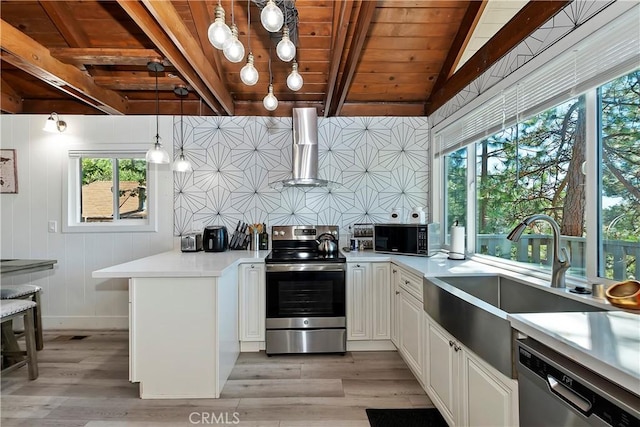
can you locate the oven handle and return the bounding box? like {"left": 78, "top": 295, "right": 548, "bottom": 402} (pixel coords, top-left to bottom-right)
{"left": 266, "top": 263, "right": 346, "bottom": 272}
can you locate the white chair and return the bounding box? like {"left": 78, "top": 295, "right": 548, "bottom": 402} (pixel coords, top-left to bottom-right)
{"left": 1, "top": 299, "right": 38, "bottom": 380}
{"left": 1, "top": 284, "right": 43, "bottom": 350}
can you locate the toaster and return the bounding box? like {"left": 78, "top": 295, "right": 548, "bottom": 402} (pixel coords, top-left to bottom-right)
{"left": 181, "top": 234, "right": 203, "bottom": 252}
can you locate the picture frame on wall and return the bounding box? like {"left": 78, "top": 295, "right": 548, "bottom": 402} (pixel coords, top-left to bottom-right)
{"left": 0, "top": 149, "right": 18, "bottom": 194}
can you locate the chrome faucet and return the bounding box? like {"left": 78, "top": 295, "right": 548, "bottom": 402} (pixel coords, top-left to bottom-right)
{"left": 506, "top": 214, "right": 570, "bottom": 288}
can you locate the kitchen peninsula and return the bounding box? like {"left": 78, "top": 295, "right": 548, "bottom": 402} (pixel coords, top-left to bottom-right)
{"left": 93, "top": 250, "right": 269, "bottom": 399}
{"left": 94, "top": 248, "right": 639, "bottom": 418}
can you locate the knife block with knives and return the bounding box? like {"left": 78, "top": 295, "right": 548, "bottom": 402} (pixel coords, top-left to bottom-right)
{"left": 229, "top": 221, "right": 250, "bottom": 250}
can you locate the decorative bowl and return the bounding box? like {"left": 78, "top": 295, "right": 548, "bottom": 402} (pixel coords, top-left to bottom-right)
{"left": 605, "top": 280, "right": 640, "bottom": 310}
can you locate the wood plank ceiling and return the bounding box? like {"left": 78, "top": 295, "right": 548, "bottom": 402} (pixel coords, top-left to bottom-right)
{"left": 0, "top": 0, "right": 569, "bottom": 117}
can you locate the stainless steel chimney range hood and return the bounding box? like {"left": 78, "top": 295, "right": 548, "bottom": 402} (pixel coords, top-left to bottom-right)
{"left": 270, "top": 107, "right": 339, "bottom": 189}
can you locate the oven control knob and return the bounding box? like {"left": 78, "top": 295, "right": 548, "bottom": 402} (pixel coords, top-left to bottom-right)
{"left": 303, "top": 319, "right": 309, "bottom": 325}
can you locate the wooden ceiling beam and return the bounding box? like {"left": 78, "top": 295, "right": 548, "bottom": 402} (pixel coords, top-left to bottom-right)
{"left": 432, "top": 0, "right": 486, "bottom": 90}
{"left": 425, "top": 0, "right": 570, "bottom": 115}
{"left": 116, "top": 0, "right": 225, "bottom": 116}
{"left": 187, "top": 1, "right": 225, "bottom": 81}
{"left": 323, "top": 0, "right": 354, "bottom": 117}
{"left": 39, "top": 0, "right": 90, "bottom": 47}
{"left": 0, "top": 19, "right": 128, "bottom": 115}
{"left": 340, "top": 102, "right": 425, "bottom": 117}
{"left": 1, "top": 77, "right": 23, "bottom": 113}
{"left": 134, "top": 0, "right": 234, "bottom": 115}
{"left": 329, "top": 0, "right": 376, "bottom": 117}
{"left": 50, "top": 48, "right": 165, "bottom": 67}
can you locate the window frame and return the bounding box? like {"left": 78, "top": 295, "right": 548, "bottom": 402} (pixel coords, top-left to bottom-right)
{"left": 436, "top": 77, "right": 635, "bottom": 286}
{"left": 62, "top": 147, "right": 158, "bottom": 233}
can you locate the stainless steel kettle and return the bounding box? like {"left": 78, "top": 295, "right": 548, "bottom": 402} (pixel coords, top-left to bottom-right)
{"left": 317, "top": 233, "right": 338, "bottom": 254}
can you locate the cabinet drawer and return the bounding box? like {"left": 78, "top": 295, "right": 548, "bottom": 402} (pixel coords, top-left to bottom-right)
{"left": 399, "top": 269, "right": 423, "bottom": 302}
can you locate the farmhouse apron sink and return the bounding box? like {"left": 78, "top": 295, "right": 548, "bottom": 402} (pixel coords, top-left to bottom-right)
{"left": 424, "top": 274, "right": 605, "bottom": 378}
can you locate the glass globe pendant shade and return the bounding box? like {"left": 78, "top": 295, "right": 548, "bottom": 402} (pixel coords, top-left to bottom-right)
{"left": 263, "top": 84, "right": 278, "bottom": 111}
{"left": 286, "top": 61, "right": 303, "bottom": 91}
{"left": 173, "top": 153, "right": 192, "bottom": 172}
{"left": 146, "top": 139, "right": 170, "bottom": 164}
{"left": 43, "top": 116, "right": 58, "bottom": 132}
{"left": 208, "top": 4, "right": 231, "bottom": 49}
{"left": 240, "top": 53, "right": 259, "bottom": 86}
{"left": 261, "top": 0, "right": 283, "bottom": 33}
{"left": 276, "top": 26, "right": 296, "bottom": 62}
{"left": 223, "top": 24, "right": 245, "bottom": 63}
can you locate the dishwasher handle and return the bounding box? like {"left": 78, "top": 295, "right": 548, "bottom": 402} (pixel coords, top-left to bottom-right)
{"left": 547, "top": 374, "right": 592, "bottom": 414}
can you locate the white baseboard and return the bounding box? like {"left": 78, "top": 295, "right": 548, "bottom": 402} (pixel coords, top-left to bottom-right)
{"left": 347, "top": 340, "right": 397, "bottom": 351}
{"left": 43, "top": 316, "right": 128, "bottom": 330}
{"left": 240, "top": 341, "right": 264, "bottom": 352}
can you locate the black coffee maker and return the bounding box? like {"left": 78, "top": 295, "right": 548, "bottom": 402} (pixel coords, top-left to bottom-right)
{"left": 203, "top": 226, "right": 229, "bottom": 252}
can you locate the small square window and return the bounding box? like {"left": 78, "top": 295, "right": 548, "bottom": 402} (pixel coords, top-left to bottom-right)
{"left": 63, "top": 150, "right": 158, "bottom": 233}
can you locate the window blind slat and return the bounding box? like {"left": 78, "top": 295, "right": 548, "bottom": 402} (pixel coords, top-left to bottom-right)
{"left": 435, "top": 6, "right": 639, "bottom": 155}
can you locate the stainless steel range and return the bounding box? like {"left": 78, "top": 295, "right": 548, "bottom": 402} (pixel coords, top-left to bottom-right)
{"left": 265, "top": 225, "right": 346, "bottom": 355}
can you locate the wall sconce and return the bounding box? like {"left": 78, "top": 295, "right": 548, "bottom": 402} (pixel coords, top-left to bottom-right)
{"left": 43, "top": 112, "right": 67, "bottom": 133}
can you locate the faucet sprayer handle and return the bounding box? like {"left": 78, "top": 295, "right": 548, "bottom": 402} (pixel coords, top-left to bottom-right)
{"left": 559, "top": 247, "right": 571, "bottom": 267}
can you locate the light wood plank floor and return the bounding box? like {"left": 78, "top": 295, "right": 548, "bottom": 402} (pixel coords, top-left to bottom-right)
{"left": 1, "top": 331, "right": 434, "bottom": 426}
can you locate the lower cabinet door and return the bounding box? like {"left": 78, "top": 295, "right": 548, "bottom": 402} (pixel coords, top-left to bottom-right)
{"left": 460, "top": 349, "right": 517, "bottom": 427}
{"left": 239, "top": 263, "right": 265, "bottom": 342}
{"left": 398, "top": 289, "right": 423, "bottom": 379}
{"left": 426, "top": 319, "right": 457, "bottom": 426}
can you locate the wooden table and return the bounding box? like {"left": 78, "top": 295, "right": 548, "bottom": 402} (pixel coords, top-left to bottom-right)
{"left": 0, "top": 259, "right": 57, "bottom": 277}
{"left": 1, "top": 259, "right": 56, "bottom": 366}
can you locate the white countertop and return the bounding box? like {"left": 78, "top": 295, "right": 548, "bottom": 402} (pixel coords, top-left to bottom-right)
{"left": 343, "top": 250, "right": 499, "bottom": 277}
{"left": 94, "top": 248, "right": 640, "bottom": 396}
{"left": 509, "top": 311, "right": 640, "bottom": 396}
{"left": 92, "top": 249, "right": 269, "bottom": 278}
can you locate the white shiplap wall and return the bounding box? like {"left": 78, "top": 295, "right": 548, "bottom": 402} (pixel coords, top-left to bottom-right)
{"left": 0, "top": 115, "right": 174, "bottom": 329}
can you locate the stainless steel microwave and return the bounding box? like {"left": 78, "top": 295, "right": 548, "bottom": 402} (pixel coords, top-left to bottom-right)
{"left": 373, "top": 223, "right": 439, "bottom": 256}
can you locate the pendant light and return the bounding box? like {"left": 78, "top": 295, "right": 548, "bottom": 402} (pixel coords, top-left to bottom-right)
{"left": 223, "top": 24, "right": 245, "bottom": 63}
{"left": 172, "top": 85, "right": 192, "bottom": 173}
{"left": 240, "top": 0, "right": 259, "bottom": 86}
{"left": 276, "top": 26, "right": 296, "bottom": 62}
{"left": 208, "top": 1, "right": 232, "bottom": 50}
{"left": 261, "top": 0, "right": 283, "bottom": 33}
{"left": 145, "top": 59, "right": 170, "bottom": 164}
{"left": 223, "top": 0, "right": 245, "bottom": 63}
{"left": 263, "top": 51, "right": 278, "bottom": 111}
{"left": 286, "top": 60, "right": 303, "bottom": 91}
{"left": 263, "top": 48, "right": 278, "bottom": 111}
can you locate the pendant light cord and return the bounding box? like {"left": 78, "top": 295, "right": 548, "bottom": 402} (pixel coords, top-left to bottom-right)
{"left": 269, "top": 45, "right": 273, "bottom": 85}
{"left": 155, "top": 68, "right": 159, "bottom": 143}
{"left": 247, "top": 0, "right": 251, "bottom": 52}
{"left": 180, "top": 95, "right": 184, "bottom": 155}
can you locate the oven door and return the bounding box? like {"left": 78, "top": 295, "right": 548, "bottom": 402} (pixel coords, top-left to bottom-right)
{"left": 265, "top": 263, "right": 345, "bottom": 327}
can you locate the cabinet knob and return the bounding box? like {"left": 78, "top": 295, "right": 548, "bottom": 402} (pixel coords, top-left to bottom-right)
{"left": 453, "top": 344, "right": 461, "bottom": 352}
{"left": 251, "top": 264, "right": 255, "bottom": 268}
{"left": 449, "top": 340, "right": 454, "bottom": 347}
{"left": 393, "top": 269, "right": 397, "bottom": 273}
{"left": 405, "top": 280, "right": 410, "bottom": 284}
{"left": 395, "top": 291, "right": 400, "bottom": 295}
{"left": 356, "top": 264, "right": 360, "bottom": 268}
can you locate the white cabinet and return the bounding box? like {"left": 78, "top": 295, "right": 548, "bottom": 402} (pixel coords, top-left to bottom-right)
{"left": 392, "top": 263, "right": 424, "bottom": 383}
{"left": 425, "top": 316, "right": 458, "bottom": 425}
{"left": 346, "top": 262, "right": 391, "bottom": 341}
{"left": 238, "top": 263, "right": 265, "bottom": 346}
{"left": 398, "top": 285, "right": 423, "bottom": 380}
{"left": 390, "top": 266, "right": 400, "bottom": 346}
{"left": 425, "top": 315, "right": 518, "bottom": 427}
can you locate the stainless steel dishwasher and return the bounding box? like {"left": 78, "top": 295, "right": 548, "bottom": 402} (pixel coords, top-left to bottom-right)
{"left": 516, "top": 338, "right": 639, "bottom": 427}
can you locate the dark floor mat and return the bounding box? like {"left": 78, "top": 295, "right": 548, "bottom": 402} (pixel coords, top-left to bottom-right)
{"left": 366, "top": 408, "right": 448, "bottom": 427}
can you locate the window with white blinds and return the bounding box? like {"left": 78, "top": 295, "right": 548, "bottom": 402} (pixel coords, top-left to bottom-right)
{"left": 434, "top": 5, "right": 639, "bottom": 156}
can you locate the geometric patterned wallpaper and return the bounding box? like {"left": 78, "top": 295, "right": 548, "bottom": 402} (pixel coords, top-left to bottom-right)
{"left": 173, "top": 116, "right": 430, "bottom": 240}
{"left": 430, "top": 0, "right": 612, "bottom": 127}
